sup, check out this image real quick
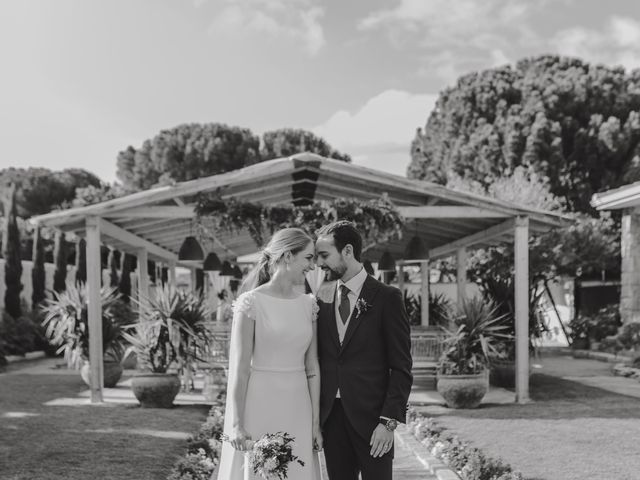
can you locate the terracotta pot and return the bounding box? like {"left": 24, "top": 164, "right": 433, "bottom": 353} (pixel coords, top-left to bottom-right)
{"left": 131, "top": 373, "right": 181, "bottom": 408}
{"left": 436, "top": 372, "right": 488, "bottom": 409}
{"left": 80, "top": 360, "right": 124, "bottom": 388}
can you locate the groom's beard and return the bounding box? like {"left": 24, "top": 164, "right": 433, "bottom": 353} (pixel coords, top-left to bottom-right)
{"left": 322, "top": 265, "right": 346, "bottom": 281}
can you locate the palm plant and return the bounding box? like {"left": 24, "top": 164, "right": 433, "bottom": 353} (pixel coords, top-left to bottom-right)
{"left": 438, "top": 296, "right": 512, "bottom": 375}
{"left": 123, "top": 285, "right": 212, "bottom": 373}
{"left": 42, "top": 283, "right": 130, "bottom": 368}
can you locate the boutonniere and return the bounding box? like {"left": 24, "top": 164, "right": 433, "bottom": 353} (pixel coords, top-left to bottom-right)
{"left": 354, "top": 298, "right": 372, "bottom": 319}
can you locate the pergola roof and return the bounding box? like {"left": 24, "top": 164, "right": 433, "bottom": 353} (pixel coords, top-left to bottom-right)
{"left": 31, "top": 153, "right": 567, "bottom": 263}
{"left": 591, "top": 181, "right": 640, "bottom": 210}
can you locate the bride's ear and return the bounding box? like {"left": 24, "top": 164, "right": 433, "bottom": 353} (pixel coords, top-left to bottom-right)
{"left": 283, "top": 251, "right": 293, "bottom": 264}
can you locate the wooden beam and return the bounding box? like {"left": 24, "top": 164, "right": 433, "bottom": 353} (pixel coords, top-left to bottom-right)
{"left": 428, "top": 218, "right": 516, "bottom": 259}
{"left": 457, "top": 247, "right": 467, "bottom": 308}
{"left": 420, "top": 260, "right": 430, "bottom": 326}
{"left": 514, "top": 216, "right": 530, "bottom": 403}
{"left": 398, "top": 206, "right": 509, "bottom": 219}
{"left": 168, "top": 260, "right": 177, "bottom": 288}
{"left": 97, "top": 218, "right": 178, "bottom": 262}
{"left": 137, "top": 248, "right": 149, "bottom": 307}
{"left": 85, "top": 216, "right": 104, "bottom": 403}
{"left": 103, "top": 206, "right": 194, "bottom": 219}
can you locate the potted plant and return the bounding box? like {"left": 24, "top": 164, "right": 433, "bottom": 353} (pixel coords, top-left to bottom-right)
{"left": 437, "top": 296, "right": 511, "bottom": 408}
{"left": 123, "top": 285, "right": 211, "bottom": 408}
{"left": 42, "top": 282, "right": 132, "bottom": 388}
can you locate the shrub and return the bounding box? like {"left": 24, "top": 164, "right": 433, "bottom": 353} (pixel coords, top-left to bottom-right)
{"left": 0, "top": 311, "right": 38, "bottom": 355}
{"left": 407, "top": 408, "right": 522, "bottom": 480}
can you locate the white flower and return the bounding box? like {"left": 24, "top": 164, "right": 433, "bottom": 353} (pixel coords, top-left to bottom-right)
{"left": 264, "top": 458, "right": 278, "bottom": 471}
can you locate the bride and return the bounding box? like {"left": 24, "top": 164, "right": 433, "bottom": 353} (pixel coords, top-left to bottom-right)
{"left": 215, "top": 228, "right": 323, "bottom": 480}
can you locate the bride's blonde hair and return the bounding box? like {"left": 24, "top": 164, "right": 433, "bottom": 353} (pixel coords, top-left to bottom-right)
{"left": 240, "top": 228, "right": 313, "bottom": 293}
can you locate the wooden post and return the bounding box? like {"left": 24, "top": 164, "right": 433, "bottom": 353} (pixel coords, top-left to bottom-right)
{"left": 457, "top": 247, "right": 467, "bottom": 308}
{"left": 190, "top": 268, "right": 197, "bottom": 292}
{"left": 137, "top": 249, "right": 149, "bottom": 305}
{"left": 420, "top": 260, "right": 430, "bottom": 326}
{"left": 168, "top": 260, "right": 177, "bottom": 288}
{"left": 514, "top": 216, "right": 530, "bottom": 403}
{"left": 86, "top": 216, "right": 104, "bottom": 403}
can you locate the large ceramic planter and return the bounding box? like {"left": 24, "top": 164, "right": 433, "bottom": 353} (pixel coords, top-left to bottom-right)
{"left": 437, "top": 372, "right": 488, "bottom": 409}
{"left": 131, "top": 373, "right": 181, "bottom": 408}
{"left": 80, "top": 360, "right": 124, "bottom": 388}
{"left": 489, "top": 359, "right": 515, "bottom": 389}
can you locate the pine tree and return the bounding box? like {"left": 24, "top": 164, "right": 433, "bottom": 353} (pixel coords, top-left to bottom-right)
{"left": 31, "top": 224, "right": 46, "bottom": 308}
{"left": 2, "top": 184, "right": 22, "bottom": 318}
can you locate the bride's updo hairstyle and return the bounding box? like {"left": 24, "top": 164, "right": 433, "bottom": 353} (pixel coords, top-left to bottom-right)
{"left": 240, "top": 228, "right": 313, "bottom": 293}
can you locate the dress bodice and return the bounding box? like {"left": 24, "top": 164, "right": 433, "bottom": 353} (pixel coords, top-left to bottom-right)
{"left": 233, "top": 291, "right": 318, "bottom": 371}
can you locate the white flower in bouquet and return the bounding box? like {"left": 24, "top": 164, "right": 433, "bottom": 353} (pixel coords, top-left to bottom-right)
{"left": 246, "top": 432, "right": 304, "bottom": 479}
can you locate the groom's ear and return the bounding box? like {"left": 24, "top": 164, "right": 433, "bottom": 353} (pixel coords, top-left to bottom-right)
{"left": 342, "top": 244, "right": 354, "bottom": 258}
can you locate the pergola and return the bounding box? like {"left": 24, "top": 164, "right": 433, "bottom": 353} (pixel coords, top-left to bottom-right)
{"left": 31, "top": 153, "right": 566, "bottom": 404}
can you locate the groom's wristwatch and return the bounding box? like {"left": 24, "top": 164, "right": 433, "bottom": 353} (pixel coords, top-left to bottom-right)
{"left": 379, "top": 417, "right": 398, "bottom": 432}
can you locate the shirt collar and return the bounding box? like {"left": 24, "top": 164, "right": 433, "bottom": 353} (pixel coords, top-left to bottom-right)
{"left": 338, "top": 266, "right": 368, "bottom": 296}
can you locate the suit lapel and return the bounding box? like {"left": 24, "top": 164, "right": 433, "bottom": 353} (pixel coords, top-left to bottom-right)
{"left": 323, "top": 291, "right": 341, "bottom": 350}
{"left": 340, "top": 275, "right": 381, "bottom": 354}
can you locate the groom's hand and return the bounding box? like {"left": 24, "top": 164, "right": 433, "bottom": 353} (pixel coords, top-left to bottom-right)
{"left": 369, "top": 424, "right": 394, "bottom": 458}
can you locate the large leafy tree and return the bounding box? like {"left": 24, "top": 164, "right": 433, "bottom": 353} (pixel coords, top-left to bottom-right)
{"left": 409, "top": 55, "right": 640, "bottom": 213}
{"left": 0, "top": 167, "right": 101, "bottom": 218}
{"left": 260, "top": 128, "right": 351, "bottom": 162}
{"left": 116, "top": 123, "right": 261, "bottom": 191}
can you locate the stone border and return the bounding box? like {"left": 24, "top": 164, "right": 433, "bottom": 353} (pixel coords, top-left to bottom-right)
{"left": 571, "top": 349, "right": 632, "bottom": 364}
{"left": 6, "top": 351, "right": 46, "bottom": 364}
{"left": 395, "top": 425, "right": 461, "bottom": 480}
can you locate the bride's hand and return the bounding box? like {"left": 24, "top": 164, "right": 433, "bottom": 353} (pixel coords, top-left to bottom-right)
{"left": 313, "top": 424, "right": 323, "bottom": 451}
{"left": 228, "top": 425, "right": 252, "bottom": 451}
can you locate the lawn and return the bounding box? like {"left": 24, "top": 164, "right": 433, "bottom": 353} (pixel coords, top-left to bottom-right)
{"left": 417, "top": 373, "right": 640, "bottom": 480}
{"left": 0, "top": 361, "right": 209, "bottom": 480}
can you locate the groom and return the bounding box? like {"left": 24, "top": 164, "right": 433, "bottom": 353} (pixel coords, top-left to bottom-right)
{"left": 315, "top": 221, "right": 413, "bottom": 480}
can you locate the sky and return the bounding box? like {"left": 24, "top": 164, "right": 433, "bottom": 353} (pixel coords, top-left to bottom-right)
{"left": 1, "top": 0, "right": 639, "bottom": 183}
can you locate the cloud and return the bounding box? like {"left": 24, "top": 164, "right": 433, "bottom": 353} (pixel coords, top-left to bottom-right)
{"left": 358, "top": 0, "right": 534, "bottom": 82}
{"left": 208, "top": 0, "right": 325, "bottom": 56}
{"left": 551, "top": 16, "right": 640, "bottom": 71}
{"left": 313, "top": 89, "right": 437, "bottom": 176}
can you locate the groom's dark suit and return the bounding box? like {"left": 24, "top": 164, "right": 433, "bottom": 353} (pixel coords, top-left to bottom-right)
{"left": 318, "top": 274, "right": 413, "bottom": 480}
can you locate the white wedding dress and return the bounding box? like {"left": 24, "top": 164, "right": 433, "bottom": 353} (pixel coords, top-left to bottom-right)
{"left": 215, "top": 290, "right": 322, "bottom": 480}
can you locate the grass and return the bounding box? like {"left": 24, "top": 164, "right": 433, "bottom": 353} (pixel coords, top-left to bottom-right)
{"left": 0, "top": 360, "right": 209, "bottom": 480}
{"left": 418, "top": 373, "right": 640, "bottom": 480}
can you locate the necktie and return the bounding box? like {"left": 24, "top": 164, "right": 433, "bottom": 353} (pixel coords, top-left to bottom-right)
{"left": 339, "top": 285, "right": 351, "bottom": 325}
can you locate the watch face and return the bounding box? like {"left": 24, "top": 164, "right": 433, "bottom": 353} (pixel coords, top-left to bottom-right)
{"left": 386, "top": 419, "right": 398, "bottom": 430}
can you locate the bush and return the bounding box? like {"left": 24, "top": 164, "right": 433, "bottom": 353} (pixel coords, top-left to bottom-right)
{"left": 403, "top": 291, "right": 453, "bottom": 327}
{"left": 167, "top": 406, "right": 224, "bottom": 480}
{"left": 0, "top": 311, "right": 38, "bottom": 355}
{"left": 407, "top": 408, "right": 521, "bottom": 480}
{"left": 569, "top": 304, "right": 621, "bottom": 347}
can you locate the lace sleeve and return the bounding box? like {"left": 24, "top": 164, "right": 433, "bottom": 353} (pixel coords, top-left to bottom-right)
{"left": 232, "top": 291, "right": 255, "bottom": 321}
{"left": 309, "top": 294, "right": 319, "bottom": 323}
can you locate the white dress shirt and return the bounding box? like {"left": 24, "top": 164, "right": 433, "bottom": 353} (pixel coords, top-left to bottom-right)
{"left": 334, "top": 266, "right": 367, "bottom": 398}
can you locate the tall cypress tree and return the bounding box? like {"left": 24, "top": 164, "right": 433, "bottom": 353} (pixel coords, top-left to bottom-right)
{"left": 75, "top": 238, "right": 87, "bottom": 284}
{"left": 107, "top": 249, "right": 119, "bottom": 288}
{"left": 119, "top": 252, "right": 134, "bottom": 302}
{"left": 31, "top": 224, "right": 46, "bottom": 308}
{"left": 2, "top": 184, "right": 23, "bottom": 318}
{"left": 52, "top": 231, "right": 67, "bottom": 293}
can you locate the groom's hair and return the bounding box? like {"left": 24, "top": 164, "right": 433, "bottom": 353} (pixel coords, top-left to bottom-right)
{"left": 316, "top": 220, "right": 362, "bottom": 261}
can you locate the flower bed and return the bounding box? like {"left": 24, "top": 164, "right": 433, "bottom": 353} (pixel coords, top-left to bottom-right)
{"left": 406, "top": 409, "right": 523, "bottom": 480}
{"left": 167, "top": 405, "right": 225, "bottom": 480}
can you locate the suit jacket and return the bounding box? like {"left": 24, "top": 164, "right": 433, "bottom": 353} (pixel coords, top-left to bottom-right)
{"left": 317, "top": 274, "right": 413, "bottom": 441}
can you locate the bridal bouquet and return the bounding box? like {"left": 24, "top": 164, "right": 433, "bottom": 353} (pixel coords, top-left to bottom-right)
{"left": 247, "top": 432, "right": 304, "bottom": 479}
